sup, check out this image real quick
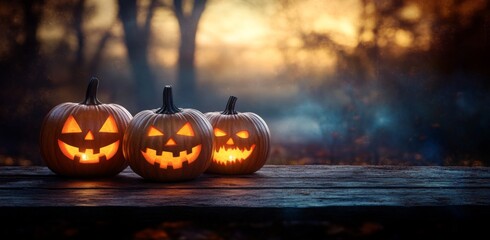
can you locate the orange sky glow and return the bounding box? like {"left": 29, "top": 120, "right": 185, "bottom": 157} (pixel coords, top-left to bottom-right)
{"left": 37, "top": 0, "right": 428, "bottom": 100}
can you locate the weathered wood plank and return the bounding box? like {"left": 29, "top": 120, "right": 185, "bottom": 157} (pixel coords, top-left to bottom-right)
{"left": 0, "top": 187, "right": 489, "bottom": 207}
{"left": 1, "top": 166, "right": 489, "bottom": 239}
{"left": 0, "top": 166, "right": 489, "bottom": 207}
{"left": 3, "top": 165, "right": 490, "bottom": 178}
{"left": 0, "top": 174, "right": 489, "bottom": 189}
{"left": 1, "top": 166, "right": 489, "bottom": 189}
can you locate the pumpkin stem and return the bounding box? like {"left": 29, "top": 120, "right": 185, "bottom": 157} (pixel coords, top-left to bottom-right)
{"left": 222, "top": 96, "right": 238, "bottom": 115}
{"left": 156, "top": 85, "right": 182, "bottom": 114}
{"left": 81, "top": 77, "right": 102, "bottom": 105}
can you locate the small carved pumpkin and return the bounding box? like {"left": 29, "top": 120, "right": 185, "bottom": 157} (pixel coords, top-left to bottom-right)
{"left": 40, "top": 77, "right": 132, "bottom": 177}
{"left": 205, "top": 96, "right": 270, "bottom": 174}
{"left": 123, "top": 86, "right": 214, "bottom": 181}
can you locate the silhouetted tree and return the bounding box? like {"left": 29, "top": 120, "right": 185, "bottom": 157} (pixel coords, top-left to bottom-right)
{"left": 275, "top": 0, "right": 490, "bottom": 165}
{"left": 118, "top": 0, "right": 159, "bottom": 109}
{"left": 0, "top": 0, "right": 48, "bottom": 165}
{"left": 172, "top": 0, "right": 207, "bottom": 107}
{"left": 18, "top": 0, "right": 44, "bottom": 69}
{"left": 73, "top": 0, "right": 86, "bottom": 68}
{"left": 89, "top": 20, "right": 117, "bottom": 74}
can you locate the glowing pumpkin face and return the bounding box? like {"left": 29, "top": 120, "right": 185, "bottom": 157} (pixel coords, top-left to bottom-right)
{"left": 40, "top": 77, "right": 132, "bottom": 177}
{"left": 141, "top": 122, "right": 202, "bottom": 169}
{"left": 123, "top": 86, "right": 214, "bottom": 182}
{"left": 205, "top": 96, "right": 271, "bottom": 175}
{"left": 212, "top": 128, "right": 255, "bottom": 164}
{"left": 57, "top": 114, "right": 120, "bottom": 163}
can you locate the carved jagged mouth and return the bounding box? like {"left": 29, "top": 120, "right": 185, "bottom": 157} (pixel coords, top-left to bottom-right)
{"left": 141, "top": 144, "right": 202, "bottom": 169}
{"left": 213, "top": 145, "right": 256, "bottom": 165}
{"left": 57, "top": 140, "right": 119, "bottom": 164}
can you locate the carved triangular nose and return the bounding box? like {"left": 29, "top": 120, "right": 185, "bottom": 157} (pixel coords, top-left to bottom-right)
{"left": 84, "top": 130, "right": 95, "bottom": 140}
{"left": 226, "top": 138, "right": 234, "bottom": 145}
{"left": 166, "top": 138, "right": 177, "bottom": 146}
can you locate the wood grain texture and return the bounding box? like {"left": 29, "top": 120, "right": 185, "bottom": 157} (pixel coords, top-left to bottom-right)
{"left": 0, "top": 165, "right": 489, "bottom": 207}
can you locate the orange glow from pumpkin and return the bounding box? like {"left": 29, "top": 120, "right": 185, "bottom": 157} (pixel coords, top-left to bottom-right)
{"left": 84, "top": 131, "right": 95, "bottom": 140}
{"left": 213, "top": 144, "right": 256, "bottom": 165}
{"left": 57, "top": 139, "right": 120, "bottom": 163}
{"left": 214, "top": 128, "right": 227, "bottom": 137}
{"left": 148, "top": 126, "right": 164, "bottom": 136}
{"left": 165, "top": 138, "right": 177, "bottom": 146}
{"left": 176, "top": 122, "right": 195, "bottom": 136}
{"left": 99, "top": 116, "right": 118, "bottom": 133}
{"left": 141, "top": 144, "right": 202, "bottom": 169}
{"left": 236, "top": 130, "right": 249, "bottom": 138}
{"left": 62, "top": 115, "right": 82, "bottom": 133}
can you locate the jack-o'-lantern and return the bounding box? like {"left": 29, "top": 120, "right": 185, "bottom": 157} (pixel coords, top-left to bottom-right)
{"left": 205, "top": 96, "right": 270, "bottom": 174}
{"left": 40, "top": 77, "right": 132, "bottom": 177}
{"left": 123, "top": 86, "right": 214, "bottom": 182}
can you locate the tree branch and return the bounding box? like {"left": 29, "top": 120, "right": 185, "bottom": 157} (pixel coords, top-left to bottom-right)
{"left": 73, "top": 0, "right": 85, "bottom": 66}
{"left": 173, "top": 0, "right": 184, "bottom": 26}
{"left": 143, "top": 0, "right": 158, "bottom": 44}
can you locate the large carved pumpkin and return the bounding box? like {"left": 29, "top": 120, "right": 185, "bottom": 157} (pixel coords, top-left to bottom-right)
{"left": 205, "top": 96, "right": 270, "bottom": 174}
{"left": 123, "top": 86, "right": 214, "bottom": 182}
{"left": 40, "top": 77, "right": 132, "bottom": 177}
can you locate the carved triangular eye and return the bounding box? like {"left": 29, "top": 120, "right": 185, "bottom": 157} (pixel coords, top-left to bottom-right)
{"left": 148, "top": 126, "right": 164, "bottom": 136}
{"left": 177, "top": 122, "right": 194, "bottom": 136}
{"left": 99, "top": 116, "right": 118, "bottom": 133}
{"left": 62, "top": 115, "right": 82, "bottom": 133}
{"left": 214, "top": 128, "right": 227, "bottom": 137}
{"left": 236, "top": 130, "right": 249, "bottom": 139}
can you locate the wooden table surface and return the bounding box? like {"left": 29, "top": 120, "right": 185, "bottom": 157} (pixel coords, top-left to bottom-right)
{"left": 1, "top": 165, "right": 489, "bottom": 207}
{"left": 1, "top": 165, "right": 490, "bottom": 239}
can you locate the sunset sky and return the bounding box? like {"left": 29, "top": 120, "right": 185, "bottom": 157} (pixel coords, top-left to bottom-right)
{"left": 37, "top": 0, "right": 379, "bottom": 94}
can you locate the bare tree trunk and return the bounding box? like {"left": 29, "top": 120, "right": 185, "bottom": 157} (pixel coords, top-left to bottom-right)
{"left": 89, "top": 21, "right": 116, "bottom": 74}
{"left": 118, "top": 0, "right": 158, "bottom": 109}
{"left": 173, "top": 0, "right": 207, "bottom": 107}
{"left": 21, "top": 0, "right": 44, "bottom": 71}
{"left": 1, "top": 0, "right": 47, "bottom": 164}
{"left": 73, "top": 0, "right": 85, "bottom": 67}
{"left": 71, "top": 0, "right": 87, "bottom": 82}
